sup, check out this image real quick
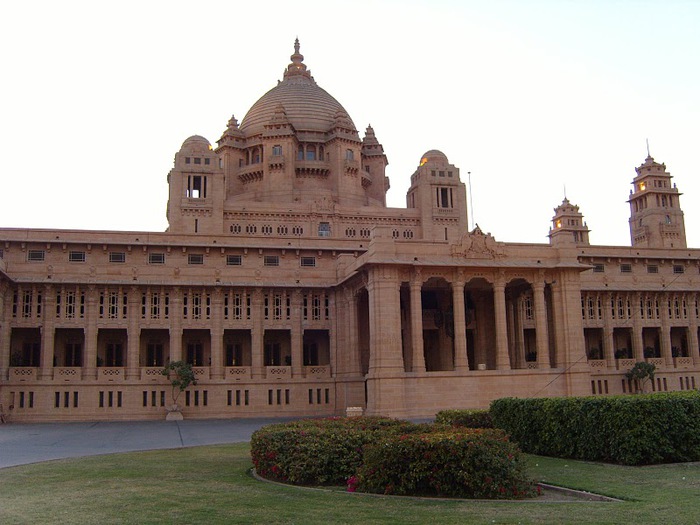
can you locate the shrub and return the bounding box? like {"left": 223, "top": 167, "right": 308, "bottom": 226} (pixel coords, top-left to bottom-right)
{"left": 435, "top": 409, "right": 493, "bottom": 428}
{"left": 490, "top": 391, "right": 700, "bottom": 465}
{"left": 251, "top": 417, "right": 431, "bottom": 485}
{"left": 355, "top": 428, "right": 537, "bottom": 499}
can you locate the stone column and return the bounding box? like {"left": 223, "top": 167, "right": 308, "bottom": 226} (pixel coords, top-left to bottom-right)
{"left": 409, "top": 275, "right": 425, "bottom": 373}
{"left": 507, "top": 299, "right": 521, "bottom": 368}
{"left": 493, "top": 277, "right": 511, "bottom": 370}
{"left": 452, "top": 278, "right": 468, "bottom": 371}
{"left": 0, "top": 282, "right": 11, "bottom": 381}
{"left": 210, "top": 288, "right": 224, "bottom": 379}
{"left": 343, "top": 287, "right": 361, "bottom": 376}
{"left": 367, "top": 267, "right": 404, "bottom": 375}
{"left": 126, "top": 287, "right": 141, "bottom": 379}
{"left": 688, "top": 293, "right": 699, "bottom": 365}
{"left": 251, "top": 288, "right": 265, "bottom": 378}
{"left": 631, "top": 293, "right": 644, "bottom": 362}
{"left": 533, "top": 280, "right": 551, "bottom": 369}
{"left": 328, "top": 291, "right": 337, "bottom": 377}
{"left": 659, "top": 293, "right": 673, "bottom": 366}
{"left": 602, "top": 292, "right": 615, "bottom": 369}
{"left": 40, "top": 284, "right": 56, "bottom": 380}
{"left": 291, "top": 290, "right": 303, "bottom": 377}
{"left": 83, "top": 286, "right": 98, "bottom": 380}
{"left": 169, "top": 288, "right": 183, "bottom": 363}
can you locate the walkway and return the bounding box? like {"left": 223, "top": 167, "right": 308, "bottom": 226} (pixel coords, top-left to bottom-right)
{"left": 0, "top": 418, "right": 292, "bottom": 469}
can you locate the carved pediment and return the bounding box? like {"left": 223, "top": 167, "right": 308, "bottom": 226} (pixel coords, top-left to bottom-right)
{"left": 451, "top": 225, "right": 504, "bottom": 259}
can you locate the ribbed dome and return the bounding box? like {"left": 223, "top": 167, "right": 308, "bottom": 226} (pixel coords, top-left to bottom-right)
{"left": 240, "top": 40, "right": 356, "bottom": 136}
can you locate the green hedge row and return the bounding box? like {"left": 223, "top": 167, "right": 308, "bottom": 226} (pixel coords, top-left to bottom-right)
{"left": 356, "top": 428, "right": 537, "bottom": 498}
{"left": 250, "top": 417, "right": 431, "bottom": 485}
{"left": 435, "top": 409, "right": 494, "bottom": 428}
{"left": 490, "top": 391, "right": 700, "bottom": 465}
{"left": 251, "top": 417, "right": 537, "bottom": 499}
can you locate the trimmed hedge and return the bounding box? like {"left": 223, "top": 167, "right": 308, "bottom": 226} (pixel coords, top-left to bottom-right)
{"left": 356, "top": 428, "right": 537, "bottom": 498}
{"left": 250, "top": 417, "right": 432, "bottom": 485}
{"left": 435, "top": 409, "right": 494, "bottom": 428}
{"left": 490, "top": 391, "right": 700, "bottom": 465}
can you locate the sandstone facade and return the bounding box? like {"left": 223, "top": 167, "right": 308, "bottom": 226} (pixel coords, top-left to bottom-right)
{"left": 1, "top": 41, "right": 698, "bottom": 422}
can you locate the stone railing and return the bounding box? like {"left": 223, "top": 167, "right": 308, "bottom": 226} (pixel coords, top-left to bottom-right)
{"left": 526, "top": 362, "right": 538, "bottom": 369}
{"left": 266, "top": 366, "right": 291, "bottom": 379}
{"left": 588, "top": 359, "right": 607, "bottom": 370}
{"left": 192, "top": 367, "right": 210, "bottom": 380}
{"left": 616, "top": 358, "right": 636, "bottom": 370}
{"left": 646, "top": 357, "right": 665, "bottom": 368}
{"left": 674, "top": 356, "right": 693, "bottom": 368}
{"left": 226, "top": 366, "right": 251, "bottom": 379}
{"left": 141, "top": 367, "right": 168, "bottom": 382}
{"left": 54, "top": 367, "right": 82, "bottom": 381}
{"left": 98, "top": 367, "right": 124, "bottom": 381}
{"left": 9, "top": 367, "right": 37, "bottom": 381}
{"left": 305, "top": 366, "right": 330, "bottom": 378}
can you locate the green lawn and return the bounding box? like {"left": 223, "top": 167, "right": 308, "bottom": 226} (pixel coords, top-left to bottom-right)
{"left": 0, "top": 444, "right": 698, "bottom": 525}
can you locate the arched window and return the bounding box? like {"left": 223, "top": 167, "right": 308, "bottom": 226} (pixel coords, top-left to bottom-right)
{"left": 345, "top": 149, "right": 354, "bottom": 160}
{"left": 272, "top": 145, "right": 282, "bottom": 156}
{"left": 298, "top": 144, "right": 304, "bottom": 160}
{"left": 306, "top": 145, "right": 316, "bottom": 161}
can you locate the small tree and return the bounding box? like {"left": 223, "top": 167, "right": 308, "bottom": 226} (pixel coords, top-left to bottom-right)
{"left": 162, "top": 361, "right": 197, "bottom": 406}
{"left": 625, "top": 361, "right": 656, "bottom": 393}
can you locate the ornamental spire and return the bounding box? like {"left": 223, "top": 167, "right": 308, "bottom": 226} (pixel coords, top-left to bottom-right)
{"left": 283, "top": 38, "right": 314, "bottom": 83}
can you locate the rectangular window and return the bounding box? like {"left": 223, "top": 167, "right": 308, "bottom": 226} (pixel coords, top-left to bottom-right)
{"left": 620, "top": 264, "right": 632, "bottom": 273}
{"left": 318, "top": 222, "right": 331, "bottom": 237}
{"left": 593, "top": 264, "right": 605, "bottom": 273}
{"left": 188, "top": 254, "right": 204, "bottom": 265}
{"left": 673, "top": 265, "right": 684, "bottom": 274}
{"left": 186, "top": 175, "right": 206, "bottom": 198}
{"left": 27, "top": 250, "right": 45, "bottom": 262}
{"left": 68, "top": 251, "right": 86, "bottom": 263}
{"left": 647, "top": 265, "right": 659, "bottom": 274}
{"left": 226, "top": 254, "right": 242, "bottom": 266}
{"left": 109, "top": 252, "right": 126, "bottom": 263}
{"left": 300, "top": 256, "right": 316, "bottom": 267}
{"left": 264, "top": 255, "right": 279, "bottom": 267}
{"left": 149, "top": 253, "right": 165, "bottom": 265}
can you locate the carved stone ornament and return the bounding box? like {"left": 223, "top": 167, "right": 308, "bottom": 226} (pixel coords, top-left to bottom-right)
{"left": 451, "top": 225, "right": 504, "bottom": 259}
{"left": 314, "top": 196, "right": 336, "bottom": 213}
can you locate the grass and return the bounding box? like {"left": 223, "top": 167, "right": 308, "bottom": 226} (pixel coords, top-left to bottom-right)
{"left": 0, "top": 444, "right": 698, "bottom": 525}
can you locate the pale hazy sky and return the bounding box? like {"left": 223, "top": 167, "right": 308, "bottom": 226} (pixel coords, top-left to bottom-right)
{"left": 1, "top": 0, "right": 699, "bottom": 247}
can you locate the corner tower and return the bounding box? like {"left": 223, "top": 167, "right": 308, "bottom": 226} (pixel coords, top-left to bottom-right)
{"left": 406, "top": 150, "right": 468, "bottom": 241}
{"left": 548, "top": 198, "right": 590, "bottom": 246}
{"left": 628, "top": 155, "right": 686, "bottom": 248}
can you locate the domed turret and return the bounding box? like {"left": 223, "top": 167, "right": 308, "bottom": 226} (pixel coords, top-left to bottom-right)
{"left": 212, "top": 40, "right": 387, "bottom": 208}
{"left": 240, "top": 39, "right": 357, "bottom": 137}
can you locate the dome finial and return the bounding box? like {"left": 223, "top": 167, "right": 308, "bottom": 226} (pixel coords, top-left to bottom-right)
{"left": 284, "top": 37, "right": 313, "bottom": 83}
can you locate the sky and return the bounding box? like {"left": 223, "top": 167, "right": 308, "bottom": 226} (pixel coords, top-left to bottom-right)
{"left": 1, "top": 0, "right": 699, "bottom": 248}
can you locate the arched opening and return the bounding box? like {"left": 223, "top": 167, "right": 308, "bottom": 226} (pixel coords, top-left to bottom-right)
{"left": 421, "top": 277, "right": 454, "bottom": 371}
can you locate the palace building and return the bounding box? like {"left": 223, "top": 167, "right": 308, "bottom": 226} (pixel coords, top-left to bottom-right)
{"left": 1, "top": 41, "right": 698, "bottom": 422}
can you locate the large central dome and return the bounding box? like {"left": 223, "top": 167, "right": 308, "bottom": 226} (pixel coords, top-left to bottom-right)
{"left": 240, "top": 40, "right": 356, "bottom": 136}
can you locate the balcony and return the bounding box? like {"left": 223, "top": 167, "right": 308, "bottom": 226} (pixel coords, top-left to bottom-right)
{"left": 141, "top": 367, "right": 168, "bottom": 382}
{"left": 305, "top": 365, "right": 330, "bottom": 378}
{"left": 295, "top": 160, "right": 330, "bottom": 177}
{"left": 225, "top": 366, "right": 251, "bottom": 380}
{"left": 9, "top": 367, "right": 37, "bottom": 382}
{"left": 53, "top": 367, "right": 82, "bottom": 381}
{"left": 266, "top": 365, "right": 291, "bottom": 379}
{"left": 98, "top": 367, "right": 125, "bottom": 381}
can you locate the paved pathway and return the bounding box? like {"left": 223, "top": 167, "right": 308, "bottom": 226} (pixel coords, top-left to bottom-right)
{"left": 0, "top": 418, "right": 293, "bottom": 469}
